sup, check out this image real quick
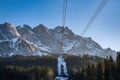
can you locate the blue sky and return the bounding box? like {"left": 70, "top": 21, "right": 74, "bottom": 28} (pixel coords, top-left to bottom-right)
{"left": 0, "top": 0, "right": 120, "bottom": 51}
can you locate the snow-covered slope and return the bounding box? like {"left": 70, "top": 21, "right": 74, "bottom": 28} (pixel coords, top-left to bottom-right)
{"left": 53, "top": 26, "right": 116, "bottom": 59}
{"left": 0, "top": 22, "right": 117, "bottom": 59}
{"left": 0, "top": 22, "right": 48, "bottom": 56}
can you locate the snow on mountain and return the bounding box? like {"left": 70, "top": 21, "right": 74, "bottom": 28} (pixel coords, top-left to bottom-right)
{"left": 53, "top": 26, "right": 116, "bottom": 59}
{"left": 0, "top": 22, "right": 117, "bottom": 59}
{"left": 0, "top": 22, "right": 48, "bottom": 56}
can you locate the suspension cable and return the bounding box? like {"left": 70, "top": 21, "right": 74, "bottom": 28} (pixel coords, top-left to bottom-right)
{"left": 62, "top": 0, "right": 68, "bottom": 27}
{"left": 81, "top": 0, "right": 109, "bottom": 36}
{"left": 60, "top": 0, "right": 68, "bottom": 54}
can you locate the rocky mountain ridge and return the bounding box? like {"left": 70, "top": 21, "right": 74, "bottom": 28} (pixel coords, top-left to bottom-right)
{"left": 0, "top": 22, "right": 117, "bottom": 59}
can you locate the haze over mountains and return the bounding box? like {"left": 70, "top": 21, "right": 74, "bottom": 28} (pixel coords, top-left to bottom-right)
{"left": 0, "top": 22, "right": 116, "bottom": 59}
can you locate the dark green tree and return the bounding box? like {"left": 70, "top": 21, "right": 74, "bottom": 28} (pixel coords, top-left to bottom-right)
{"left": 81, "top": 66, "right": 87, "bottom": 80}
{"left": 91, "top": 63, "right": 96, "bottom": 80}
{"left": 104, "top": 58, "right": 110, "bottom": 80}
{"left": 86, "top": 63, "right": 94, "bottom": 80}
{"left": 109, "top": 56, "right": 116, "bottom": 80}
{"left": 116, "top": 52, "right": 120, "bottom": 79}
{"left": 96, "top": 62, "right": 104, "bottom": 80}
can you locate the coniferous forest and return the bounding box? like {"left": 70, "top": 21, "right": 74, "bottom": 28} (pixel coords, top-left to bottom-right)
{"left": 0, "top": 52, "right": 120, "bottom": 80}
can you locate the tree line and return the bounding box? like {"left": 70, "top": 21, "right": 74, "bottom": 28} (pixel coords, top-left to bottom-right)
{"left": 72, "top": 52, "right": 120, "bottom": 80}
{"left": 0, "top": 65, "right": 54, "bottom": 80}
{"left": 0, "top": 52, "right": 119, "bottom": 80}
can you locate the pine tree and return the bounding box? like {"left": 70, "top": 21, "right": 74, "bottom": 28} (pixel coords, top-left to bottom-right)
{"left": 86, "top": 62, "right": 94, "bottom": 80}
{"left": 109, "top": 56, "right": 116, "bottom": 80}
{"left": 91, "top": 63, "right": 96, "bottom": 80}
{"left": 86, "top": 63, "right": 91, "bottom": 80}
{"left": 96, "top": 62, "right": 104, "bottom": 80}
{"left": 116, "top": 52, "right": 120, "bottom": 79}
{"left": 104, "top": 58, "right": 110, "bottom": 80}
{"left": 81, "top": 67, "right": 87, "bottom": 80}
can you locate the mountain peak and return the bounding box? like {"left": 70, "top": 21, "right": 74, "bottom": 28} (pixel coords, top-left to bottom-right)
{"left": 54, "top": 26, "right": 74, "bottom": 34}
{"left": 0, "top": 22, "right": 21, "bottom": 39}
{"left": 33, "top": 24, "right": 49, "bottom": 34}
{"left": 2, "top": 22, "right": 15, "bottom": 28}
{"left": 54, "top": 26, "right": 75, "bottom": 40}
{"left": 54, "top": 26, "right": 70, "bottom": 32}
{"left": 36, "top": 24, "right": 47, "bottom": 29}
{"left": 23, "top": 24, "right": 32, "bottom": 29}
{"left": 0, "top": 22, "right": 117, "bottom": 59}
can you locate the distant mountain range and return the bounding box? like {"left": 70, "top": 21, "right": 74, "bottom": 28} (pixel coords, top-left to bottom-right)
{"left": 0, "top": 22, "right": 116, "bottom": 59}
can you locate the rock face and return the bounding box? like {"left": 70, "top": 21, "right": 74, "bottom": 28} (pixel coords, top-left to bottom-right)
{"left": 0, "top": 22, "right": 48, "bottom": 56}
{"left": 0, "top": 22, "right": 117, "bottom": 59}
